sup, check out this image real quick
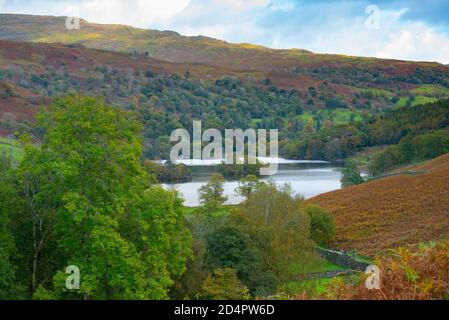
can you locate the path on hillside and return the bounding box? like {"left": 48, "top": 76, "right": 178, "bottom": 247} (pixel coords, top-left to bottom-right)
{"left": 371, "top": 170, "right": 430, "bottom": 181}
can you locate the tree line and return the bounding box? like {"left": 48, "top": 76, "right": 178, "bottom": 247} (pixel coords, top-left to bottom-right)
{"left": 282, "top": 99, "right": 449, "bottom": 161}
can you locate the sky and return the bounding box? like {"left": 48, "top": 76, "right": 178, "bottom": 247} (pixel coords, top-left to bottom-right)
{"left": 1, "top": 0, "right": 449, "bottom": 64}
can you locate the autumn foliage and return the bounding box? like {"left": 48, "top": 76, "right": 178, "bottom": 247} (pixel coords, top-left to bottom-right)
{"left": 309, "top": 153, "right": 449, "bottom": 256}
{"left": 326, "top": 241, "right": 449, "bottom": 300}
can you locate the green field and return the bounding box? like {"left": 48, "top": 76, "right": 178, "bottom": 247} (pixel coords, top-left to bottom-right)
{"left": 279, "top": 277, "right": 337, "bottom": 297}
{"left": 410, "top": 85, "right": 449, "bottom": 96}
{"left": 413, "top": 95, "right": 438, "bottom": 105}
{"left": 298, "top": 108, "right": 363, "bottom": 127}
{"left": 0, "top": 137, "right": 23, "bottom": 162}
{"left": 279, "top": 258, "right": 350, "bottom": 297}
{"left": 359, "top": 88, "right": 394, "bottom": 97}
{"left": 396, "top": 95, "right": 438, "bottom": 107}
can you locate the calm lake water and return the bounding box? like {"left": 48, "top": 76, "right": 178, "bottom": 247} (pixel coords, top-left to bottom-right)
{"left": 163, "top": 159, "right": 342, "bottom": 207}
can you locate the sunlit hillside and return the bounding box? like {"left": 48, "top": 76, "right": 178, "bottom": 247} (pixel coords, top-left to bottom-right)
{"left": 1, "top": 14, "right": 449, "bottom": 98}
{"left": 309, "top": 153, "right": 449, "bottom": 256}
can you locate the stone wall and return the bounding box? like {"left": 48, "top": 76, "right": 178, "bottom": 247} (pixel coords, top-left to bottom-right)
{"left": 316, "top": 247, "right": 370, "bottom": 271}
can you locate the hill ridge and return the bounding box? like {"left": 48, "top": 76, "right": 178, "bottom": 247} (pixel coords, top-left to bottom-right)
{"left": 1, "top": 13, "right": 447, "bottom": 71}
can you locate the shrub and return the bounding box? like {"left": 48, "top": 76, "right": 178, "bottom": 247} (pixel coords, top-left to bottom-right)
{"left": 205, "top": 226, "right": 262, "bottom": 294}
{"left": 197, "top": 268, "right": 251, "bottom": 300}
{"left": 304, "top": 205, "right": 336, "bottom": 246}
{"left": 341, "top": 161, "right": 365, "bottom": 188}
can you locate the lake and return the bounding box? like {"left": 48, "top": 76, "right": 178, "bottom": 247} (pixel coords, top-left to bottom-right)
{"left": 163, "top": 159, "right": 343, "bottom": 207}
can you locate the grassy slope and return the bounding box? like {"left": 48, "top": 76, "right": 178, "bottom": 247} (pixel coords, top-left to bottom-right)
{"left": 308, "top": 153, "right": 449, "bottom": 256}
{"left": 0, "top": 137, "right": 23, "bottom": 161}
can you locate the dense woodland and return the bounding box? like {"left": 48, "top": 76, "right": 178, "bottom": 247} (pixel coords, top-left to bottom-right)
{"left": 1, "top": 60, "right": 449, "bottom": 162}
{"left": 368, "top": 129, "right": 449, "bottom": 176}
{"left": 0, "top": 95, "right": 338, "bottom": 300}
{"left": 283, "top": 99, "right": 449, "bottom": 161}
{"left": 0, "top": 59, "right": 448, "bottom": 303}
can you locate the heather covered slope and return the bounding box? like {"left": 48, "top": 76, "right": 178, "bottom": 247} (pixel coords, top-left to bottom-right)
{"left": 1, "top": 14, "right": 449, "bottom": 90}
{"left": 2, "top": 14, "right": 449, "bottom": 115}
{"left": 0, "top": 14, "right": 325, "bottom": 70}
{"left": 1, "top": 39, "right": 449, "bottom": 160}
{"left": 0, "top": 39, "right": 253, "bottom": 119}
{"left": 308, "top": 154, "right": 449, "bottom": 256}
{"left": 1, "top": 14, "right": 449, "bottom": 160}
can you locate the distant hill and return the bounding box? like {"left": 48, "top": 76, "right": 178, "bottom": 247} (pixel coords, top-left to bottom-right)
{"left": 1, "top": 14, "right": 449, "bottom": 160}
{"left": 1, "top": 14, "right": 449, "bottom": 93}
{"left": 308, "top": 153, "right": 449, "bottom": 256}
{"left": 0, "top": 14, "right": 319, "bottom": 71}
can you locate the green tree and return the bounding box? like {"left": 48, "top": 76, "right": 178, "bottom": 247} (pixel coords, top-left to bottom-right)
{"left": 14, "top": 95, "right": 191, "bottom": 300}
{"left": 235, "top": 174, "right": 264, "bottom": 199}
{"left": 230, "top": 184, "right": 319, "bottom": 280}
{"left": 341, "top": 161, "right": 364, "bottom": 187}
{"left": 12, "top": 142, "right": 67, "bottom": 296}
{"left": 398, "top": 135, "right": 416, "bottom": 163}
{"left": 0, "top": 155, "right": 22, "bottom": 299}
{"left": 368, "top": 147, "right": 397, "bottom": 176}
{"left": 198, "top": 268, "right": 251, "bottom": 300}
{"left": 205, "top": 226, "right": 261, "bottom": 293}
{"left": 198, "top": 173, "right": 228, "bottom": 211}
{"left": 36, "top": 95, "right": 149, "bottom": 299}
{"left": 304, "top": 205, "right": 336, "bottom": 246}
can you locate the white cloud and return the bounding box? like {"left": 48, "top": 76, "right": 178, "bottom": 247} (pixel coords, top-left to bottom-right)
{"left": 1, "top": 0, "right": 449, "bottom": 63}
{"left": 377, "top": 25, "right": 449, "bottom": 63}
{"left": 75, "top": 0, "right": 191, "bottom": 27}
{"left": 264, "top": 8, "right": 449, "bottom": 64}
{"left": 213, "top": 0, "right": 269, "bottom": 12}
{"left": 1, "top": 0, "right": 191, "bottom": 27}
{"left": 177, "top": 24, "right": 230, "bottom": 39}
{"left": 268, "top": 1, "right": 295, "bottom": 12}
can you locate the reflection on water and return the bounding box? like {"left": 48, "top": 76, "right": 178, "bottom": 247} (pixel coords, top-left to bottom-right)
{"left": 163, "top": 162, "right": 342, "bottom": 207}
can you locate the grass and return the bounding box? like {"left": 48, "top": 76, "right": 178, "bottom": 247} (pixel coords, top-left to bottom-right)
{"left": 280, "top": 259, "right": 349, "bottom": 298}
{"left": 0, "top": 137, "right": 23, "bottom": 162}
{"left": 279, "top": 278, "right": 336, "bottom": 297}
{"left": 413, "top": 95, "right": 438, "bottom": 106}
{"left": 396, "top": 95, "right": 439, "bottom": 107}
{"left": 35, "top": 32, "right": 103, "bottom": 44}
{"left": 396, "top": 97, "right": 409, "bottom": 107}
{"left": 410, "top": 85, "right": 449, "bottom": 96}
{"left": 289, "top": 259, "right": 345, "bottom": 276}
{"left": 298, "top": 109, "right": 363, "bottom": 128}
{"left": 250, "top": 118, "right": 262, "bottom": 127}
{"left": 347, "top": 252, "right": 373, "bottom": 264}
{"left": 298, "top": 113, "right": 314, "bottom": 125}
{"left": 314, "top": 260, "right": 346, "bottom": 272}
{"left": 360, "top": 88, "right": 394, "bottom": 97}
{"left": 331, "top": 109, "right": 363, "bottom": 125}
